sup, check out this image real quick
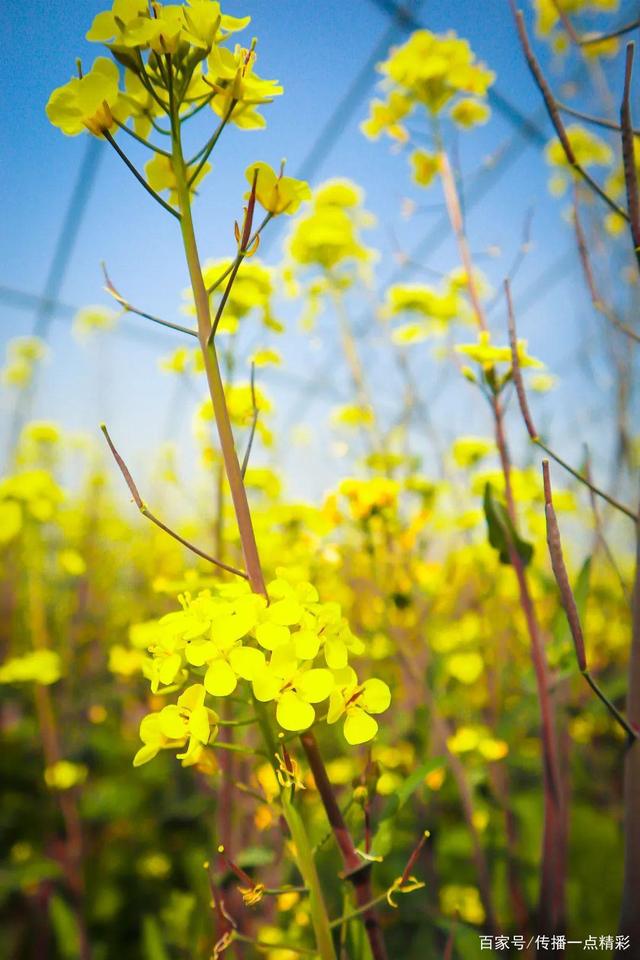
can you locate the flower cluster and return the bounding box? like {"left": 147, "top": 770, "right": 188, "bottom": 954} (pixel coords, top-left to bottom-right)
{"left": 132, "top": 575, "right": 391, "bottom": 764}
{"left": 286, "top": 179, "right": 375, "bottom": 274}
{"left": 1, "top": 336, "right": 47, "bottom": 389}
{"left": 545, "top": 123, "right": 613, "bottom": 197}
{"left": 455, "top": 330, "right": 546, "bottom": 393}
{"left": 363, "top": 30, "right": 494, "bottom": 139}
{"left": 533, "top": 0, "right": 619, "bottom": 39}
{"left": 46, "top": 0, "right": 281, "bottom": 139}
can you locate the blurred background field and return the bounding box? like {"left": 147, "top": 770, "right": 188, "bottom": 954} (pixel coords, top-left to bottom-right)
{"left": 1, "top": 1, "right": 639, "bottom": 958}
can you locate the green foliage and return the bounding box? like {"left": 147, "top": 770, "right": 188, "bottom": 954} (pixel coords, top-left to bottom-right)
{"left": 483, "top": 482, "right": 534, "bottom": 567}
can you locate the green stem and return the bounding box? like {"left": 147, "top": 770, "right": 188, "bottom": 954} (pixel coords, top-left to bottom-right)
{"left": 169, "top": 101, "right": 266, "bottom": 596}
{"left": 103, "top": 130, "right": 180, "bottom": 220}
{"left": 112, "top": 116, "right": 171, "bottom": 156}
{"left": 254, "top": 699, "right": 337, "bottom": 960}
{"left": 187, "top": 99, "right": 237, "bottom": 185}
{"left": 583, "top": 670, "right": 637, "bottom": 742}
{"left": 329, "top": 891, "right": 390, "bottom": 929}
{"left": 282, "top": 795, "right": 338, "bottom": 960}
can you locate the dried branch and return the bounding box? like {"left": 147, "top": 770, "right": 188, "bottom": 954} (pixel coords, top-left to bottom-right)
{"left": 504, "top": 279, "right": 537, "bottom": 440}
{"left": 300, "top": 730, "right": 389, "bottom": 960}
{"left": 100, "top": 424, "right": 247, "bottom": 579}
{"left": 583, "top": 446, "right": 630, "bottom": 602}
{"left": 572, "top": 193, "right": 640, "bottom": 344}
{"left": 505, "top": 281, "right": 638, "bottom": 521}
{"left": 550, "top": 0, "right": 580, "bottom": 45}
{"left": 620, "top": 43, "right": 640, "bottom": 271}
{"left": 542, "top": 460, "right": 637, "bottom": 740}
{"left": 487, "top": 210, "right": 533, "bottom": 315}
{"left": 509, "top": 4, "right": 629, "bottom": 221}
{"left": 102, "top": 263, "right": 198, "bottom": 339}
{"left": 558, "top": 101, "right": 640, "bottom": 138}
{"left": 581, "top": 19, "right": 640, "bottom": 46}
{"left": 439, "top": 152, "right": 487, "bottom": 331}
{"left": 443, "top": 918, "right": 458, "bottom": 960}
{"left": 619, "top": 501, "right": 640, "bottom": 940}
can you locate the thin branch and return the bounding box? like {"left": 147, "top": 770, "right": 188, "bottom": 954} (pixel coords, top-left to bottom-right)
{"left": 232, "top": 933, "right": 316, "bottom": 956}
{"left": 444, "top": 918, "right": 458, "bottom": 960}
{"left": 241, "top": 363, "right": 259, "bottom": 478}
{"left": 504, "top": 279, "right": 537, "bottom": 440}
{"left": 505, "top": 280, "right": 638, "bottom": 521}
{"left": 112, "top": 116, "right": 171, "bottom": 156}
{"left": 620, "top": 43, "right": 640, "bottom": 271}
{"left": 510, "top": 4, "right": 629, "bottom": 221}
{"left": 487, "top": 209, "right": 533, "bottom": 314}
{"left": 206, "top": 213, "right": 272, "bottom": 295}
{"left": 329, "top": 892, "right": 390, "bottom": 930}
{"left": 100, "top": 424, "right": 248, "bottom": 579}
{"left": 584, "top": 445, "right": 630, "bottom": 602}
{"left": 102, "top": 263, "right": 197, "bottom": 338}
{"left": 135, "top": 50, "right": 170, "bottom": 112}
{"left": 312, "top": 798, "right": 355, "bottom": 854}
{"left": 537, "top": 440, "right": 637, "bottom": 521}
{"left": 439, "top": 151, "right": 487, "bottom": 331}
{"left": 149, "top": 115, "right": 171, "bottom": 135}
{"left": 210, "top": 257, "right": 244, "bottom": 342}
{"left": 208, "top": 170, "right": 260, "bottom": 344}
{"left": 301, "top": 730, "right": 388, "bottom": 960}
{"left": 572, "top": 191, "right": 640, "bottom": 344}
{"left": 580, "top": 19, "right": 640, "bottom": 46}
{"left": 542, "top": 460, "right": 638, "bottom": 741}
{"left": 550, "top": 0, "right": 580, "bottom": 45}
{"left": 181, "top": 90, "right": 216, "bottom": 122}
{"left": 558, "top": 101, "right": 640, "bottom": 137}
{"left": 187, "top": 98, "right": 237, "bottom": 186}
{"left": 103, "top": 129, "right": 181, "bottom": 220}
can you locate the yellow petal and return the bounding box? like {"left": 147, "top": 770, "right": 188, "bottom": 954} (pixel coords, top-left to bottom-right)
{"left": 133, "top": 743, "right": 159, "bottom": 767}
{"left": 344, "top": 709, "right": 378, "bottom": 745}
{"left": 324, "top": 638, "right": 348, "bottom": 670}
{"left": 178, "top": 683, "right": 206, "bottom": 711}
{"left": 268, "top": 598, "right": 304, "bottom": 626}
{"left": 189, "top": 705, "right": 211, "bottom": 743}
{"left": 252, "top": 671, "right": 281, "bottom": 702}
{"left": 229, "top": 645, "right": 265, "bottom": 680}
{"left": 159, "top": 705, "right": 186, "bottom": 740}
{"left": 158, "top": 652, "right": 182, "bottom": 685}
{"left": 297, "top": 668, "right": 334, "bottom": 704}
{"left": 294, "top": 629, "right": 321, "bottom": 660}
{"left": 327, "top": 689, "right": 345, "bottom": 725}
{"left": 361, "top": 679, "right": 391, "bottom": 714}
{"left": 276, "top": 691, "right": 315, "bottom": 731}
{"left": 139, "top": 712, "right": 163, "bottom": 746}
{"left": 185, "top": 639, "right": 217, "bottom": 666}
{"left": 256, "top": 622, "right": 290, "bottom": 650}
{"left": 212, "top": 607, "right": 256, "bottom": 645}
{"left": 204, "top": 659, "right": 237, "bottom": 697}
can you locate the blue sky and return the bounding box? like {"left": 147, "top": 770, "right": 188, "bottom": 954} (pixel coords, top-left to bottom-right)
{"left": 1, "top": 0, "right": 635, "bottom": 502}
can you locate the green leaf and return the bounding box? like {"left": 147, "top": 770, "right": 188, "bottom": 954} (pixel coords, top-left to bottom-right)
{"left": 143, "top": 915, "right": 170, "bottom": 960}
{"left": 49, "top": 894, "right": 80, "bottom": 960}
{"left": 371, "top": 758, "right": 443, "bottom": 857}
{"left": 236, "top": 845, "right": 275, "bottom": 869}
{"left": 483, "top": 482, "right": 533, "bottom": 567}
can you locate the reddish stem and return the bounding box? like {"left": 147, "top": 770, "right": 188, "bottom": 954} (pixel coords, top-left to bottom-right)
{"left": 300, "top": 731, "right": 388, "bottom": 960}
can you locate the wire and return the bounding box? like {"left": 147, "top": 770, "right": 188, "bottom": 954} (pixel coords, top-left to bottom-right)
{"left": 33, "top": 137, "right": 103, "bottom": 337}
